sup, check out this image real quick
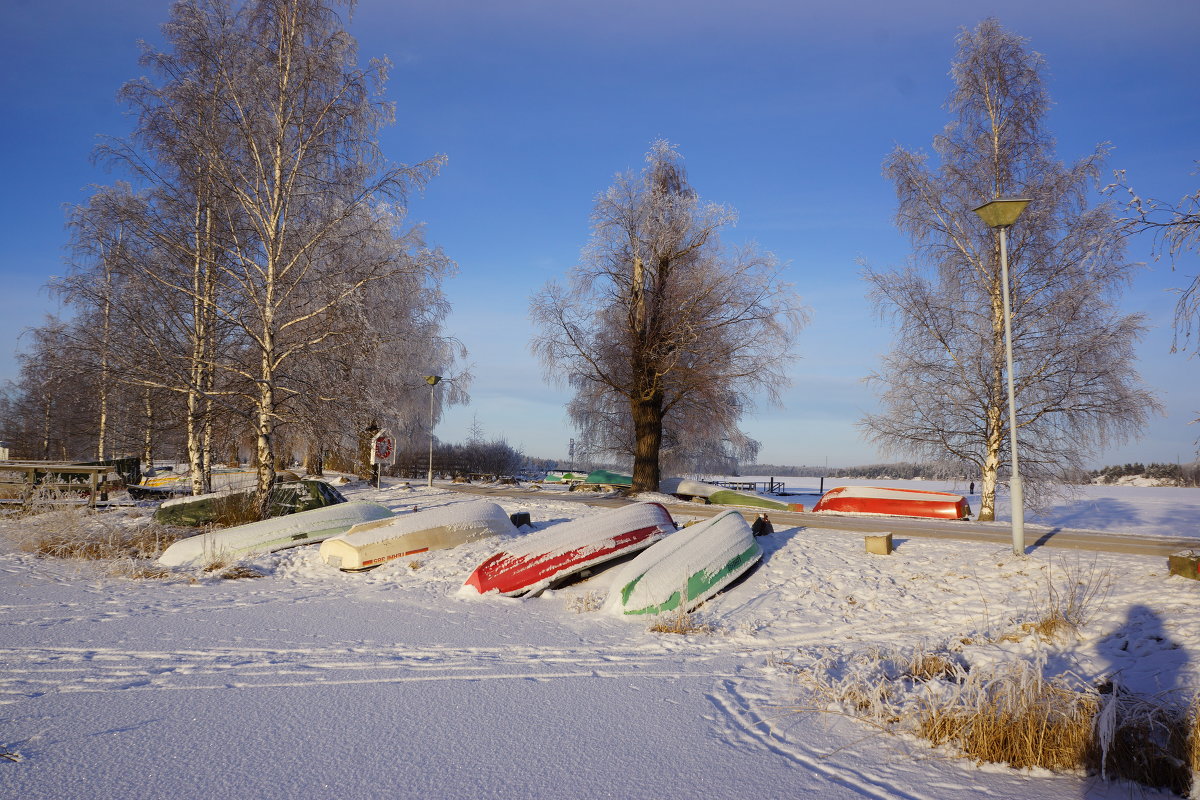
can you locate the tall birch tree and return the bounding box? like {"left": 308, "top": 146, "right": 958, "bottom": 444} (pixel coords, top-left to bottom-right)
{"left": 861, "top": 19, "right": 1159, "bottom": 519}
{"left": 56, "top": 0, "right": 456, "bottom": 511}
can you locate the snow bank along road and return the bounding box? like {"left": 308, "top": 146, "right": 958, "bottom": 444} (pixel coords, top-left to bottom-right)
{"left": 448, "top": 484, "right": 1196, "bottom": 558}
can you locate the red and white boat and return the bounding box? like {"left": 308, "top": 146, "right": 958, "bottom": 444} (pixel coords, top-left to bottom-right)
{"left": 812, "top": 486, "right": 970, "bottom": 520}
{"left": 463, "top": 502, "right": 675, "bottom": 597}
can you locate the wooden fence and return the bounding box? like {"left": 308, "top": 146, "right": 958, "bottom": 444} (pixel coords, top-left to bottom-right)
{"left": 0, "top": 461, "right": 119, "bottom": 508}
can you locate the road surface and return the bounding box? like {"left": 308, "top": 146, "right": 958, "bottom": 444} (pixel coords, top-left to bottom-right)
{"left": 441, "top": 482, "right": 1196, "bottom": 559}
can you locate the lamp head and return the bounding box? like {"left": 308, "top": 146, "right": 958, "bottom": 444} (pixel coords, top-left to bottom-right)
{"left": 424, "top": 375, "right": 442, "bottom": 386}
{"left": 972, "top": 197, "right": 1031, "bottom": 229}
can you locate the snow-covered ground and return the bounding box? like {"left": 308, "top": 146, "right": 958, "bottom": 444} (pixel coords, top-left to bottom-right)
{"left": 1, "top": 480, "right": 1198, "bottom": 799}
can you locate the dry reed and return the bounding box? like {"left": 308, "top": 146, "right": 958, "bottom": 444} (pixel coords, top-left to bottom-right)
{"left": 917, "top": 659, "right": 1098, "bottom": 771}
{"left": 11, "top": 502, "right": 182, "bottom": 562}
{"left": 566, "top": 590, "right": 605, "bottom": 614}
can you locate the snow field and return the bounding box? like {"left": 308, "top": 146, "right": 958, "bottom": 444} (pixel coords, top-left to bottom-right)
{"left": 0, "top": 480, "right": 1197, "bottom": 799}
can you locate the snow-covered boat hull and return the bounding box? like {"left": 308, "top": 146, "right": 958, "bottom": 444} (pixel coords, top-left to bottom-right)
{"left": 658, "top": 477, "right": 719, "bottom": 498}
{"left": 463, "top": 502, "right": 674, "bottom": 597}
{"left": 705, "top": 489, "right": 803, "bottom": 512}
{"left": 812, "top": 486, "right": 970, "bottom": 520}
{"left": 608, "top": 509, "right": 762, "bottom": 616}
{"left": 158, "top": 501, "right": 394, "bottom": 567}
{"left": 659, "top": 478, "right": 803, "bottom": 512}
{"left": 320, "top": 500, "right": 515, "bottom": 571}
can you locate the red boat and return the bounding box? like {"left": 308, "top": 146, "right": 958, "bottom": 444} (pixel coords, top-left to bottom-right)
{"left": 812, "top": 486, "right": 970, "bottom": 520}
{"left": 463, "top": 502, "right": 675, "bottom": 597}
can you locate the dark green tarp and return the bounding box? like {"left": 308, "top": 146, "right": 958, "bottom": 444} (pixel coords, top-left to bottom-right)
{"left": 153, "top": 480, "right": 347, "bottom": 527}
{"left": 584, "top": 470, "right": 633, "bottom": 486}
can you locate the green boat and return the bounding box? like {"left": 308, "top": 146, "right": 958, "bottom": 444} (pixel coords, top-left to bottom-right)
{"left": 583, "top": 469, "right": 632, "bottom": 487}
{"left": 608, "top": 509, "right": 763, "bottom": 616}
{"left": 706, "top": 489, "right": 802, "bottom": 512}
{"left": 154, "top": 480, "right": 347, "bottom": 527}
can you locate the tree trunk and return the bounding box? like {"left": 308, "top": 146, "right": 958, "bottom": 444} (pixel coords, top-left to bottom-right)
{"left": 978, "top": 404, "right": 1004, "bottom": 521}
{"left": 97, "top": 293, "right": 110, "bottom": 462}
{"left": 631, "top": 393, "right": 664, "bottom": 493}
{"left": 255, "top": 316, "right": 277, "bottom": 517}
{"left": 187, "top": 389, "right": 205, "bottom": 496}
{"left": 142, "top": 388, "right": 154, "bottom": 466}
{"left": 978, "top": 245, "right": 1008, "bottom": 522}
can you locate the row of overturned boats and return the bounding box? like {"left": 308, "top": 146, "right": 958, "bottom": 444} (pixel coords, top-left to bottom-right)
{"left": 154, "top": 481, "right": 971, "bottom": 616}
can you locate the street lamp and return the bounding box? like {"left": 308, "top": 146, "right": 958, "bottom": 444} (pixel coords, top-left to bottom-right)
{"left": 424, "top": 375, "right": 442, "bottom": 487}
{"left": 972, "top": 197, "right": 1031, "bottom": 556}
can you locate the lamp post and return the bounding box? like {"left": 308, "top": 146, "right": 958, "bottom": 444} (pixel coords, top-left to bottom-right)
{"left": 424, "top": 376, "right": 441, "bottom": 487}
{"left": 972, "top": 197, "right": 1031, "bottom": 556}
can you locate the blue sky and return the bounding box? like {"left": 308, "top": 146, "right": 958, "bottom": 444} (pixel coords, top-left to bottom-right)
{"left": 1, "top": 0, "right": 1197, "bottom": 468}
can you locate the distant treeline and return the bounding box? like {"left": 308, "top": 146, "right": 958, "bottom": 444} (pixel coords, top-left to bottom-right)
{"left": 740, "top": 462, "right": 969, "bottom": 480}
{"left": 1091, "top": 462, "right": 1200, "bottom": 487}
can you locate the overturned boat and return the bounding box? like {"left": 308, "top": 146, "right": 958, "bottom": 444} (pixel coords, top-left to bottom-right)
{"left": 463, "top": 502, "right": 674, "bottom": 597}
{"left": 157, "top": 501, "right": 394, "bottom": 568}
{"left": 812, "top": 485, "right": 970, "bottom": 520}
{"left": 659, "top": 477, "right": 804, "bottom": 512}
{"left": 131, "top": 466, "right": 259, "bottom": 499}
{"left": 320, "top": 500, "right": 515, "bottom": 572}
{"left": 153, "top": 480, "right": 347, "bottom": 527}
{"left": 607, "top": 509, "right": 763, "bottom": 616}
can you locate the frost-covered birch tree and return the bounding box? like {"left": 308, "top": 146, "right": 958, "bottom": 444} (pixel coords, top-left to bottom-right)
{"left": 1110, "top": 163, "right": 1200, "bottom": 423}
{"left": 861, "top": 19, "right": 1160, "bottom": 519}
{"left": 48, "top": 0, "right": 460, "bottom": 511}
{"left": 531, "top": 141, "right": 806, "bottom": 492}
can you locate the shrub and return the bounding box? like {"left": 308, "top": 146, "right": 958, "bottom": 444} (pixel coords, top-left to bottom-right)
{"left": 1020, "top": 558, "right": 1112, "bottom": 641}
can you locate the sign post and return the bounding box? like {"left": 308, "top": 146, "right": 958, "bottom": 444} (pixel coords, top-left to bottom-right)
{"left": 370, "top": 430, "right": 396, "bottom": 489}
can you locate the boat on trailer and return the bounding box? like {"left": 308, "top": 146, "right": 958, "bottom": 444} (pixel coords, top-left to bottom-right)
{"left": 812, "top": 485, "right": 970, "bottom": 520}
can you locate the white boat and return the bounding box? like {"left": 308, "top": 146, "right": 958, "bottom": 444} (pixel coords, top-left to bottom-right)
{"left": 320, "top": 500, "right": 515, "bottom": 571}
{"left": 607, "top": 509, "right": 762, "bottom": 616}
{"left": 158, "top": 501, "right": 394, "bottom": 567}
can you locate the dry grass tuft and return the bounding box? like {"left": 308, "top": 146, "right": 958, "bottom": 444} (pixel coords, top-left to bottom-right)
{"left": 907, "top": 651, "right": 958, "bottom": 682}
{"left": 1022, "top": 558, "right": 1113, "bottom": 642}
{"left": 566, "top": 590, "right": 604, "bottom": 614}
{"left": 408, "top": 560, "right": 423, "bottom": 570}
{"left": 789, "top": 643, "right": 1199, "bottom": 795}
{"left": 918, "top": 661, "right": 1098, "bottom": 771}
{"left": 106, "top": 559, "right": 173, "bottom": 580}
{"left": 1190, "top": 696, "right": 1200, "bottom": 791}
{"left": 649, "top": 608, "right": 715, "bottom": 635}
{"left": 10, "top": 503, "right": 183, "bottom": 562}
{"left": 210, "top": 492, "right": 263, "bottom": 527}
{"left": 214, "top": 565, "right": 266, "bottom": 580}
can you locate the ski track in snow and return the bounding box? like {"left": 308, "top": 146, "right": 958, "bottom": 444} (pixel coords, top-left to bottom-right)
{"left": 0, "top": 643, "right": 733, "bottom": 702}
{"left": 707, "top": 678, "right": 935, "bottom": 800}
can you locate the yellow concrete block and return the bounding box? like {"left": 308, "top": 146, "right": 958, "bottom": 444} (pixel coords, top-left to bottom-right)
{"left": 865, "top": 533, "right": 893, "bottom": 555}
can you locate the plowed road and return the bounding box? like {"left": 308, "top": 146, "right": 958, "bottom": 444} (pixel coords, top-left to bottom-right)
{"left": 443, "top": 483, "right": 1196, "bottom": 559}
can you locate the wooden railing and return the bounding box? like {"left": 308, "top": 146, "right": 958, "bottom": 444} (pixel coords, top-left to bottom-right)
{"left": 0, "top": 461, "right": 117, "bottom": 507}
